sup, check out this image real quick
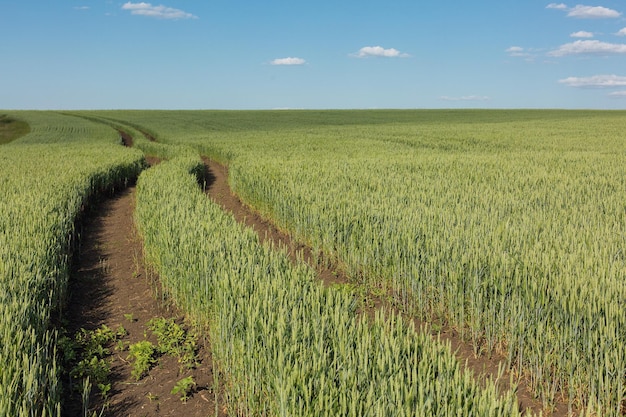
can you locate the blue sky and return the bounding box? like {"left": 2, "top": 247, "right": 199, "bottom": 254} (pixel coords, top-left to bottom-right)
{"left": 2, "top": 1, "right": 626, "bottom": 109}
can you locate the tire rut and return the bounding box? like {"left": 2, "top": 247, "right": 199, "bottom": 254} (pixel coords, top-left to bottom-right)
{"left": 63, "top": 149, "right": 223, "bottom": 416}
{"left": 202, "top": 157, "right": 573, "bottom": 417}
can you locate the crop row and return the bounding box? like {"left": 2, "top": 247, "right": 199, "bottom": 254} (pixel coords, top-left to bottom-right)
{"left": 10, "top": 111, "right": 122, "bottom": 144}
{"left": 57, "top": 109, "right": 626, "bottom": 415}
{"left": 134, "top": 151, "right": 524, "bottom": 416}
{"left": 0, "top": 112, "right": 145, "bottom": 416}
{"left": 189, "top": 113, "right": 626, "bottom": 415}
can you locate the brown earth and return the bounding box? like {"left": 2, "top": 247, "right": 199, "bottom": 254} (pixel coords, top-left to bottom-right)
{"left": 64, "top": 183, "right": 226, "bottom": 417}
{"left": 118, "top": 130, "right": 133, "bottom": 147}
{"left": 202, "top": 158, "right": 574, "bottom": 417}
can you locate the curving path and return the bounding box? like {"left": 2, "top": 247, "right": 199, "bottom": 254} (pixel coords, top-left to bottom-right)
{"left": 64, "top": 162, "right": 224, "bottom": 416}
{"left": 67, "top": 113, "right": 567, "bottom": 415}
{"left": 201, "top": 157, "right": 573, "bottom": 417}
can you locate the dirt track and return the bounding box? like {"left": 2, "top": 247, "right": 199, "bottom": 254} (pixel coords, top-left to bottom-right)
{"left": 201, "top": 158, "right": 569, "bottom": 417}
{"left": 66, "top": 148, "right": 567, "bottom": 416}
{"left": 65, "top": 184, "right": 224, "bottom": 417}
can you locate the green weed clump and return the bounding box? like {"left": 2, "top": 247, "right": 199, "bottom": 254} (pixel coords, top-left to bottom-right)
{"left": 171, "top": 376, "right": 196, "bottom": 402}
{"left": 125, "top": 317, "right": 199, "bottom": 383}
{"left": 61, "top": 324, "right": 127, "bottom": 402}
{"left": 128, "top": 340, "right": 157, "bottom": 380}
{"left": 148, "top": 317, "right": 198, "bottom": 369}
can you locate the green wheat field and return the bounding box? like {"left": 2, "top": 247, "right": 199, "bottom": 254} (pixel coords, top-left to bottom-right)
{"left": 1, "top": 109, "right": 625, "bottom": 416}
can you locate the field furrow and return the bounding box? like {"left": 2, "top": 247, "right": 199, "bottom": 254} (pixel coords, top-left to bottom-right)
{"left": 202, "top": 157, "right": 550, "bottom": 415}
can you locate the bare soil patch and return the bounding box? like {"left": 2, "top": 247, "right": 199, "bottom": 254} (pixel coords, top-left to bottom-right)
{"left": 118, "top": 129, "right": 133, "bottom": 147}
{"left": 64, "top": 185, "right": 225, "bottom": 417}
{"left": 202, "top": 158, "right": 573, "bottom": 416}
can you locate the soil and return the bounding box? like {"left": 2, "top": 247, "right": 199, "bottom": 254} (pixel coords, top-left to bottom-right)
{"left": 64, "top": 184, "right": 225, "bottom": 417}
{"left": 118, "top": 130, "right": 133, "bottom": 147}
{"left": 202, "top": 158, "right": 573, "bottom": 417}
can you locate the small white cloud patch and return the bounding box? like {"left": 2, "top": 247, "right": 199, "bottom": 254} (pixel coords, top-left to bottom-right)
{"left": 617, "top": 28, "right": 626, "bottom": 37}
{"left": 548, "top": 40, "right": 626, "bottom": 56}
{"left": 505, "top": 46, "right": 539, "bottom": 61}
{"left": 506, "top": 46, "right": 529, "bottom": 57}
{"left": 270, "top": 57, "right": 306, "bottom": 66}
{"left": 567, "top": 5, "right": 621, "bottom": 18}
{"left": 351, "top": 46, "right": 410, "bottom": 58}
{"left": 121, "top": 2, "right": 197, "bottom": 20}
{"left": 546, "top": 3, "right": 568, "bottom": 10}
{"left": 547, "top": 3, "right": 621, "bottom": 18}
{"left": 608, "top": 91, "right": 626, "bottom": 98}
{"left": 570, "top": 31, "right": 594, "bottom": 38}
{"left": 558, "top": 74, "right": 626, "bottom": 88}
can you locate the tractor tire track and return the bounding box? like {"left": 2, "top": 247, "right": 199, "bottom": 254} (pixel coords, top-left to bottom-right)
{"left": 202, "top": 157, "right": 571, "bottom": 417}
{"left": 64, "top": 150, "right": 224, "bottom": 416}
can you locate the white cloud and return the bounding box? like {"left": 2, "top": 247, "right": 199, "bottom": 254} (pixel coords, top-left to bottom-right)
{"left": 270, "top": 57, "right": 306, "bottom": 66}
{"left": 617, "top": 28, "right": 626, "bottom": 36}
{"left": 608, "top": 90, "right": 626, "bottom": 98}
{"left": 570, "top": 31, "right": 594, "bottom": 38}
{"left": 506, "top": 46, "right": 524, "bottom": 54}
{"left": 506, "top": 46, "right": 541, "bottom": 61}
{"left": 74, "top": 6, "right": 90, "bottom": 10}
{"left": 351, "top": 46, "right": 410, "bottom": 58}
{"left": 506, "top": 46, "right": 531, "bottom": 57}
{"left": 546, "top": 4, "right": 621, "bottom": 18}
{"left": 121, "top": 2, "right": 197, "bottom": 19}
{"left": 548, "top": 40, "right": 626, "bottom": 56}
{"left": 567, "top": 5, "right": 621, "bottom": 18}
{"left": 558, "top": 74, "right": 626, "bottom": 87}
{"left": 440, "top": 95, "right": 490, "bottom": 101}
